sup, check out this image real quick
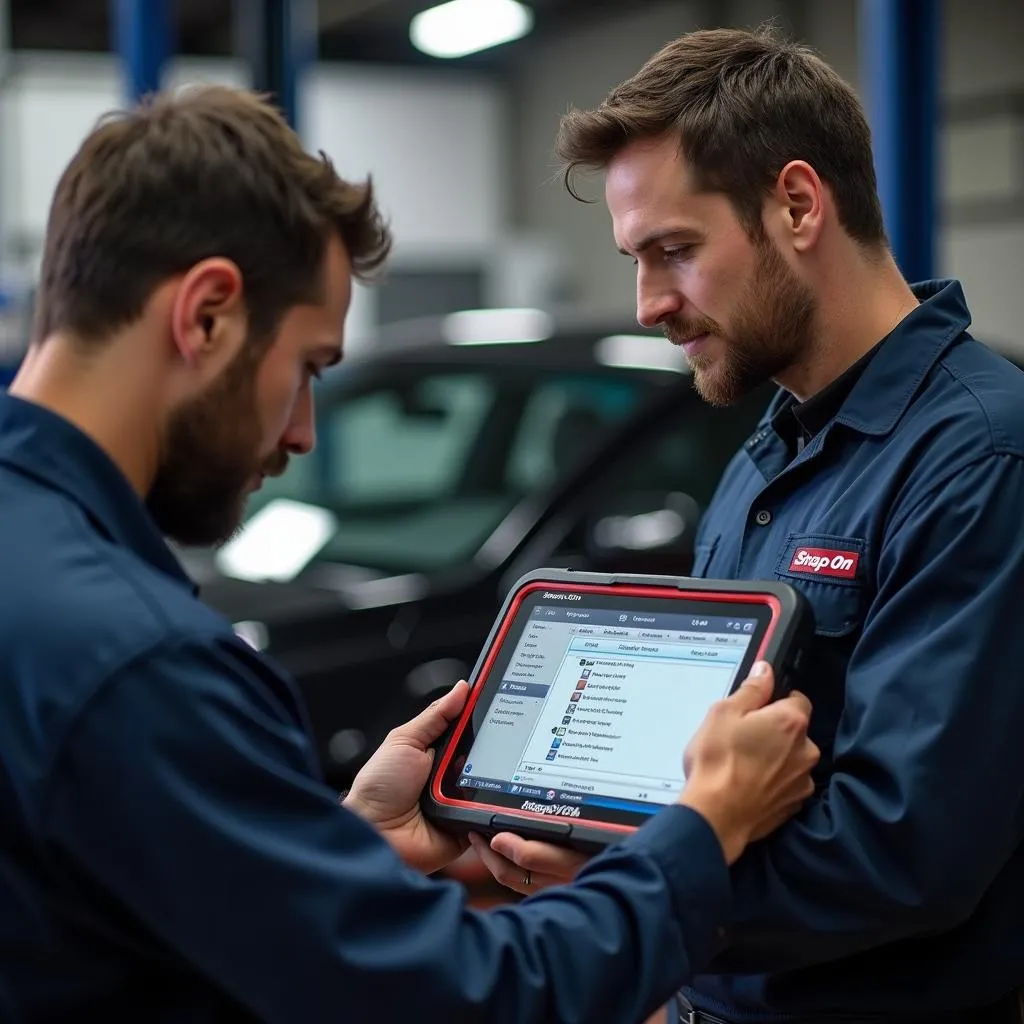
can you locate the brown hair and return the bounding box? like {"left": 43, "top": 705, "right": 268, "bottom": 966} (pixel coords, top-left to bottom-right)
{"left": 557, "top": 25, "right": 886, "bottom": 248}
{"left": 33, "top": 84, "right": 391, "bottom": 346}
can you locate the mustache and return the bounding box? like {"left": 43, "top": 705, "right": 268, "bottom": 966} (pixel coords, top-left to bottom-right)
{"left": 663, "top": 317, "right": 721, "bottom": 345}
{"left": 261, "top": 451, "right": 290, "bottom": 478}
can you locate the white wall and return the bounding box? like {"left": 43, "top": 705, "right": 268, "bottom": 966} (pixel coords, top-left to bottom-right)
{"left": 1, "top": 4, "right": 1019, "bottom": 352}
{"left": 0, "top": 52, "right": 507, "bottom": 345}
{"left": 939, "top": 0, "right": 1024, "bottom": 356}
{"left": 508, "top": 0, "right": 1024, "bottom": 354}
{"left": 0, "top": 54, "right": 250, "bottom": 273}
{"left": 507, "top": 0, "right": 708, "bottom": 317}
{"left": 303, "top": 64, "right": 507, "bottom": 264}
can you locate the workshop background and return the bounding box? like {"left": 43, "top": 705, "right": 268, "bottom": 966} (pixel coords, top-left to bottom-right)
{"left": 0, "top": 0, "right": 1020, "bottom": 903}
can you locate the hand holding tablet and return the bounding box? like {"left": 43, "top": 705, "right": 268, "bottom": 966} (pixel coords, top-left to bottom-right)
{"left": 423, "top": 569, "right": 815, "bottom": 853}
{"left": 468, "top": 660, "right": 818, "bottom": 891}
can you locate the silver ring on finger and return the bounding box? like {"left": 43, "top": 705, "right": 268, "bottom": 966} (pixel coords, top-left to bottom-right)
{"left": 522, "top": 870, "right": 532, "bottom": 887}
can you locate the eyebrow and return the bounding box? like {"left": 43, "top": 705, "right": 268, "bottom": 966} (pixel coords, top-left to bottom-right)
{"left": 617, "top": 227, "right": 704, "bottom": 257}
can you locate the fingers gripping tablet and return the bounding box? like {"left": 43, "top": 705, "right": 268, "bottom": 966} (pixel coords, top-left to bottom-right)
{"left": 423, "top": 569, "right": 813, "bottom": 852}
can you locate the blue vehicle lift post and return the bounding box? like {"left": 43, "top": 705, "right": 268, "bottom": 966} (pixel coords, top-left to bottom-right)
{"left": 110, "top": 0, "right": 172, "bottom": 102}
{"left": 859, "top": 0, "right": 941, "bottom": 283}
{"left": 234, "top": 0, "right": 316, "bottom": 132}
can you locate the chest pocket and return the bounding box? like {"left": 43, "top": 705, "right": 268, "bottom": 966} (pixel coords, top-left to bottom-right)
{"left": 772, "top": 533, "right": 869, "bottom": 780}
{"left": 773, "top": 532, "right": 868, "bottom": 638}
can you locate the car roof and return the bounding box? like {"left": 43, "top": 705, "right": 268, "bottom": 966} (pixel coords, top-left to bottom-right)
{"left": 337, "top": 306, "right": 689, "bottom": 378}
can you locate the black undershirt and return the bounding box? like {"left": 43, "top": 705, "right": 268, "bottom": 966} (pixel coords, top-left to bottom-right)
{"left": 772, "top": 342, "right": 882, "bottom": 457}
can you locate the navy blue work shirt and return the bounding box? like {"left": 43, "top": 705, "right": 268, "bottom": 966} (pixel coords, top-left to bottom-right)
{"left": 683, "top": 280, "right": 1024, "bottom": 1021}
{"left": 0, "top": 392, "right": 733, "bottom": 1023}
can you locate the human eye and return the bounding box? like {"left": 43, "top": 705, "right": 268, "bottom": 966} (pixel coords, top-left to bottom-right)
{"left": 663, "top": 244, "right": 696, "bottom": 262}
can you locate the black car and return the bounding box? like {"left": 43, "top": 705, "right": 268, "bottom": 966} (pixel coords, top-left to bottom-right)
{"left": 181, "top": 308, "right": 771, "bottom": 791}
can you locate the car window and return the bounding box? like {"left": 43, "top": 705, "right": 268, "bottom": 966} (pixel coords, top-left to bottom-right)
{"left": 541, "top": 386, "right": 771, "bottom": 573}
{"left": 252, "top": 372, "right": 497, "bottom": 510}
{"left": 603, "top": 408, "right": 742, "bottom": 509}
{"left": 591, "top": 387, "right": 768, "bottom": 508}
{"left": 505, "top": 377, "right": 645, "bottom": 493}
{"left": 241, "top": 366, "right": 661, "bottom": 576}
{"left": 324, "top": 374, "right": 496, "bottom": 501}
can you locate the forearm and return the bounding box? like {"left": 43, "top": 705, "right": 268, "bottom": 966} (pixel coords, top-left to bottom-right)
{"left": 59, "top": 734, "right": 732, "bottom": 1023}
{"left": 49, "top": 639, "right": 734, "bottom": 1023}
{"left": 426, "top": 811, "right": 726, "bottom": 1024}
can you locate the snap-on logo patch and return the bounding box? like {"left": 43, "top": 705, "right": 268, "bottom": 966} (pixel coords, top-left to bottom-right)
{"left": 789, "top": 547, "right": 859, "bottom": 579}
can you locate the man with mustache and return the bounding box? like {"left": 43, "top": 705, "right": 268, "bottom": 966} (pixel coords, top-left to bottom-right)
{"left": 0, "top": 83, "right": 821, "bottom": 1022}
{"left": 473, "top": 24, "right": 1024, "bottom": 1024}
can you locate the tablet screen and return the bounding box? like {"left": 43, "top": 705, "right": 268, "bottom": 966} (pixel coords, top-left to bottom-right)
{"left": 434, "top": 582, "right": 777, "bottom": 831}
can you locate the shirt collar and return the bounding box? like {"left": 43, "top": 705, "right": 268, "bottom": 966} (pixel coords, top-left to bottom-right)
{"left": 771, "top": 340, "right": 880, "bottom": 453}
{"left": 793, "top": 341, "right": 879, "bottom": 438}
{"left": 0, "top": 393, "right": 197, "bottom": 592}
{"left": 835, "top": 278, "right": 972, "bottom": 435}
{"left": 762, "top": 278, "right": 972, "bottom": 438}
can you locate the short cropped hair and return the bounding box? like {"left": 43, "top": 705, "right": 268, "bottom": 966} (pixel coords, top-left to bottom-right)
{"left": 556, "top": 25, "right": 886, "bottom": 248}
{"left": 34, "top": 84, "right": 391, "bottom": 345}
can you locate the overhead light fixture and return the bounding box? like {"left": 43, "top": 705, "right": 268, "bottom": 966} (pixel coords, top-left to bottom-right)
{"left": 442, "top": 307, "right": 553, "bottom": 346}
{"left": 594, "top": 334, "right": 692, "bottom": 374}
{"left": 215, "top": 499, "right": 337, "bottom": 583}
{"left": 410, "top": 0, "right": 534, "bottom": 59}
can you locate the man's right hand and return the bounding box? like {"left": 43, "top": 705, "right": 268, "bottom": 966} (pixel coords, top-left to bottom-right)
{"left": 471, "top": 662, "right": 818, "bottom": 893}
{"left": 679, "top": 662, "right": 819, "bottom": 865}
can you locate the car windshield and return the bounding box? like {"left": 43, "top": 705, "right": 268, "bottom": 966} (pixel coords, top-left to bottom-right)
{"left": 237, "top": 363, "right": 656, "bottom": 576}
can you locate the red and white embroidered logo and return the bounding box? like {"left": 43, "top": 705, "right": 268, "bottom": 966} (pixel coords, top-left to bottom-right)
{"left": 789, "top": 547, "right": 859, "bottom": 579}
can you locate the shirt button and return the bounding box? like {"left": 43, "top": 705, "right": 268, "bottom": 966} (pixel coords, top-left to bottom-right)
{"left": 755, "top": 509, "right": 772, "bottom": 526}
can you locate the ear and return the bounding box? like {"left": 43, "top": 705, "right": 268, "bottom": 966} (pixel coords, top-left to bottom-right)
{"left": 773, "top": 160, "right": 825, "bottom": 254}
{"left": 168, "top": 258, "right": 246, "bottom": 371}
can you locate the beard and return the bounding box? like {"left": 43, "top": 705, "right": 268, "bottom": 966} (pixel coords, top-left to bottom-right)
{"left": 665, "top": 237, "right": 817, "bottom": 407}
{"left": 147, "top": 342, "right": 288, "bottom": 548}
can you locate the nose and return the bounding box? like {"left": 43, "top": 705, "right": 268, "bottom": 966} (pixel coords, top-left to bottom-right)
{"left": 281, "top": 384, "right": 316, "bottom": 456}
{"left": 636, "top": 265, "right": 684, "bottom": 329}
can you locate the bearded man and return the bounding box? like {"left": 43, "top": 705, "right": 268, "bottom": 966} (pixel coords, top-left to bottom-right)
{"left": 472, "top": 25, "right": 1024, "bottom": 1024}
{"left": 0, "top": 83, "right": 820, "bottom": 1024}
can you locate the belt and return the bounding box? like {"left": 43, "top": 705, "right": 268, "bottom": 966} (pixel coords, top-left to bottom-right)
{"left": 674, "top": 1001, "right": 729, "bottom": 1024}
{"left": 681, "top": 1015, "right": 1008, "bottom": 1024}
{"left": 678, "top": 992, "right": 1024, "bottom": 1024}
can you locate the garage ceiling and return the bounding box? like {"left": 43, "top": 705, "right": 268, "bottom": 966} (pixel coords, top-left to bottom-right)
{"left": 8, "top": 0, "right": 651, "bottom": 71}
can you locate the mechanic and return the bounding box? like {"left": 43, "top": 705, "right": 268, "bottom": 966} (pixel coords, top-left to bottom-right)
{"left": 0, "top": 84, "right": 821, "bottom": 1024}
{"left": 471, "top": 24, "right": 1024, "bottom": 1024}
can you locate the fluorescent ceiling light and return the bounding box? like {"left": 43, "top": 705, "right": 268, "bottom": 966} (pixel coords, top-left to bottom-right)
{"left": 442, "top": 307, "right": 553, "bottom": 346}
{"left": 411, "top": 0, "right": 534, "bottom": 59}
{"left": 215, "top": 498, "right": 337, "bottom": 583}
{"left": 594, "top": 334, "right": 691, "bottom": 374}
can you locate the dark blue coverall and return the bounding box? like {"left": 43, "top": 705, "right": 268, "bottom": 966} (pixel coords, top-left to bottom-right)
{"left": 681, "top": 280, "right": 1024, "bottom": 1023}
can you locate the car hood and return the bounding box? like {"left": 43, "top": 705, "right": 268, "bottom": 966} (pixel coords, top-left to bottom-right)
{"left": 178, "top": 548, "right": 431, "bottom": 626}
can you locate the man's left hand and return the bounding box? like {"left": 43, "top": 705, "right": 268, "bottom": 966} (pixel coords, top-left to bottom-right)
{"left": 343, "top": 680, "right": 471, "bottom": 875}
{"left": 468, "top": 831, "right": 591, "bottom": 895}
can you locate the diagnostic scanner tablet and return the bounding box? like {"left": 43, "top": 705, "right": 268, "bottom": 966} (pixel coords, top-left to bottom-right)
{"left": 424, "top": 568, "right": 813, "bottom": 852}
